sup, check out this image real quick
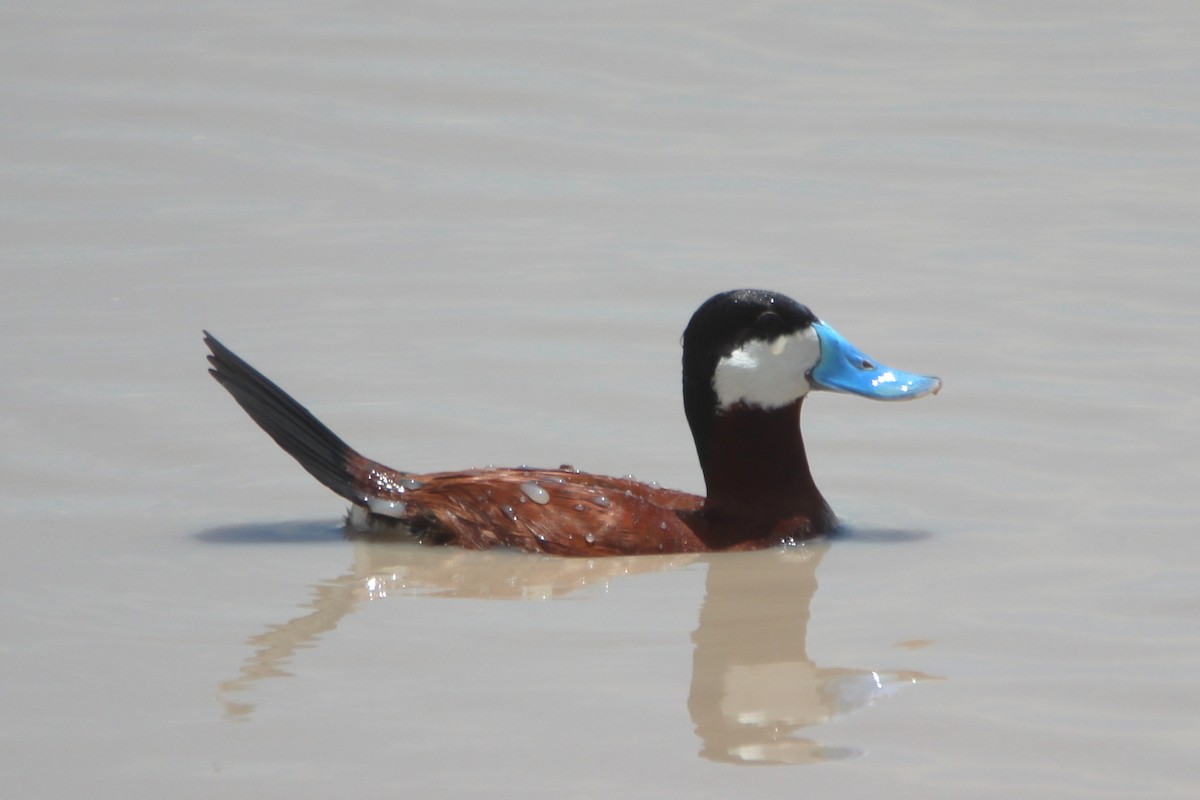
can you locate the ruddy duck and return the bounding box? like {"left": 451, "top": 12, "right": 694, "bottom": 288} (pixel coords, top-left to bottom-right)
{"left": 205, "top": 289, "right": 940, "bottom": 555}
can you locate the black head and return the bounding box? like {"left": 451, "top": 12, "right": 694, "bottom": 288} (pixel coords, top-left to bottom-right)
{"left": 681, "top": 289, "right": 819, "bottom": 460}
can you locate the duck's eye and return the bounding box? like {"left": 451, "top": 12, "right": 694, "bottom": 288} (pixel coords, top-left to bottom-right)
{"left": 756, "top": 311, "right": 783, "bottom": 335}
{"left": 860, "top": 359, "right": 875, "bottom": 370}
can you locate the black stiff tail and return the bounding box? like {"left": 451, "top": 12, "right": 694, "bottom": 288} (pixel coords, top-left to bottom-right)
{"left": 204, "top": 332, "right": 362, "bottom": 503}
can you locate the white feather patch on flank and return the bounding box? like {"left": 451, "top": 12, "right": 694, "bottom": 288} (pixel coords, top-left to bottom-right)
{"left": 367, "top": 497, "right": 407, "bottom": 518}
{"left": 712, "top": 327, "right": 821, "bottom": 410}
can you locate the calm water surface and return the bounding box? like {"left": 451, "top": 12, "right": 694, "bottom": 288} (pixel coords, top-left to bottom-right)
{"left": 2, "top": 1, "right": 1198, "bottom": 797}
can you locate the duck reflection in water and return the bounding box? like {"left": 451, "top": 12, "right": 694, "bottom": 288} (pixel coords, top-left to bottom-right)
{"left": 209, "top": 523, "right": 939, "bottom": 765}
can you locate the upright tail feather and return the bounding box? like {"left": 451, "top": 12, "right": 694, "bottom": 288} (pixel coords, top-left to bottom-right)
{"left": 204, "top": 331, "right": 365, "bottom": 504}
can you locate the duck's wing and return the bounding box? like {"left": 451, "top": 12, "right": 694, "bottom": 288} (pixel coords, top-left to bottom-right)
{"left": 354, "top": 468, "right": 708, "bottom": 556}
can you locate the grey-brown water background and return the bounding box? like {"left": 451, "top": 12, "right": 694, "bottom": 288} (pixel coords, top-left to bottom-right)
{"left": 2, "top": 1, "right": 1198, "bottom": 797}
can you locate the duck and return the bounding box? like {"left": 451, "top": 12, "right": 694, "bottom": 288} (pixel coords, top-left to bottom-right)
{"left": 204, "top": 288, "right": 940, "bottom": 555}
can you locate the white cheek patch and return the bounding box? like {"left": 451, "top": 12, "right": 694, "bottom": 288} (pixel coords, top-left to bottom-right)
{"left": 713, "top": 327, "right": 821, "bottom": 410}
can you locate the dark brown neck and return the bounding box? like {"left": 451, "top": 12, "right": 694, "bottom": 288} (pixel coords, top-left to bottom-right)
{"left": 697, "top": 399, "right": 834, "bottom": 539}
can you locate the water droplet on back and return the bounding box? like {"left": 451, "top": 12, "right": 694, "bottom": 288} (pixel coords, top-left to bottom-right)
{"left": 519, "top": 481, "right": 551, "bottom": 505}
